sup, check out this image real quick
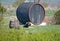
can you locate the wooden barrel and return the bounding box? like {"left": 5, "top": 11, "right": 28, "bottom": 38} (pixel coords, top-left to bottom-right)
{"left": 16, "top": 3, "right": 45, "bottom": 25}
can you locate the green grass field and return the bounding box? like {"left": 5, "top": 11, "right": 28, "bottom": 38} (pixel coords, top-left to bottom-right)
{"left": 0, "top": 10, "right": 60, "bottom": 41}
{"left": 0, "top": 25, "right": 60, "bottom": 41}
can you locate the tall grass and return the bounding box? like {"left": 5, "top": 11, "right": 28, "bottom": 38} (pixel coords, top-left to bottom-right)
{"left": 0, "top": 25, "right": 60, "bottom": 41}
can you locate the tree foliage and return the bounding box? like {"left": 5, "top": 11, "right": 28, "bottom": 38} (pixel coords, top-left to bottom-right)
{"left": 54, "top": 10, "right": 60, "bottom": 24}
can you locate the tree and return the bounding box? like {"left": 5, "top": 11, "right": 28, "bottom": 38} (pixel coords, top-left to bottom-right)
{"left": 13, "top": 0, "right": 24, "bottom": 7}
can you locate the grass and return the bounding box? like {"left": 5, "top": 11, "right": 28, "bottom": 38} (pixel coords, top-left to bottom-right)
{"left": 0, "top": 25, "right": 60, "bottom": 41}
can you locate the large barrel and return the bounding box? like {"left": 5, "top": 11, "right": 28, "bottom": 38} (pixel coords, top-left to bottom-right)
{"left": 16, "top": 3, "right": 45, "bottom": 25}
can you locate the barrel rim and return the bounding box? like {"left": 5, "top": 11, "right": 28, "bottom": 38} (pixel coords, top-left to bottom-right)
{"left": 28, "top": 3, "right": 45, "bottom": 25}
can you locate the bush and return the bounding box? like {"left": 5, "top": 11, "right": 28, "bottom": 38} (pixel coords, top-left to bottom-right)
{"left": 54, "top": 10, "right": 60, "bottom": 24}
